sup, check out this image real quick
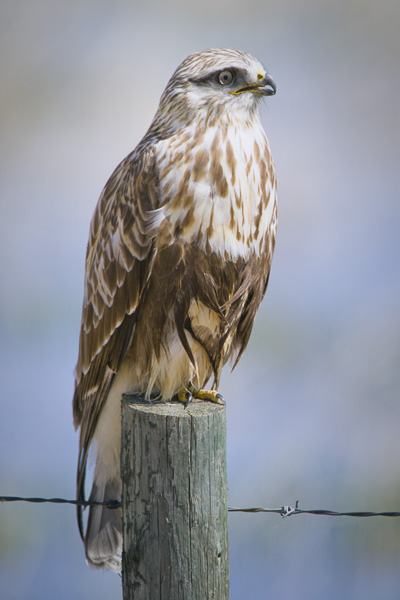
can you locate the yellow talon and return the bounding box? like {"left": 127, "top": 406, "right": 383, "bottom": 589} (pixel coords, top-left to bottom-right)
{"left": 177, "top": 389, "right": 193, "bottom": 407}
{"left": 195, "top": 389, "right": 224, "bottom": 404}
{"left": 176, "top": 388, "right": 224, "bottom": 407}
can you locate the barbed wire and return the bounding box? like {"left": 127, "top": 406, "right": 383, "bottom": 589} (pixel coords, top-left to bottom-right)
{"left": 228, "top": 503, "right": 400, "bottom": 518}
{"left": 0, "top": 496, "right": 121, "bottom": 509}
{"left": 1, "top": 496, "right": 400, "bottom": 518}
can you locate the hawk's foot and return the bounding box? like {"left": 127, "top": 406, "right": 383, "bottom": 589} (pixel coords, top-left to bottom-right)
{"left": 195, "top": 389, "right": 224, "bottom": 404}
{"left": 177, "top": 389, "right": 193, "bottom": 408}
{"left": 177, "top": 388, "right": 224, "bottom": 408}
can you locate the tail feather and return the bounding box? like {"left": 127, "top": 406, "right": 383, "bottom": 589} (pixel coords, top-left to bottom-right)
{"left": 85, "top": 479, "right": 122, "bottom": 573}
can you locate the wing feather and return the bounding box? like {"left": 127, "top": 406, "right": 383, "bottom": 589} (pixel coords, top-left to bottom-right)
{"left": 72, "top": 147, "right": 161, "bottom": 527}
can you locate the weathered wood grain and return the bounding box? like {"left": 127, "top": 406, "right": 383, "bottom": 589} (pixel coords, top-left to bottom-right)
{"left": 121, "top": 397, "right": 229, "bottom": 600}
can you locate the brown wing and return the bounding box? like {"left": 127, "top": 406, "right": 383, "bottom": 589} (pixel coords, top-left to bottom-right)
{"left": 72, "top": 146, "right": 161, "bottom": 529}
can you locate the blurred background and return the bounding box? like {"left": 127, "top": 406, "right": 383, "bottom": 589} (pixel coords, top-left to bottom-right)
{"left": 1, "top": 0, "right": 399, "bottom": 598}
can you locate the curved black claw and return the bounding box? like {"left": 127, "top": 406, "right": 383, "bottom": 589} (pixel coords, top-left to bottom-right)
{"left": 215, "top": 393, "right": 225, "bottom": 405}
{"left": 184, "top": 392, "right": 193, "bottom": 408}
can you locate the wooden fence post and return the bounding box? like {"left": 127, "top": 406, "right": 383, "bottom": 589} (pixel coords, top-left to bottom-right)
{"left": 121, "top": 397, "right": 229, "bottom": 600}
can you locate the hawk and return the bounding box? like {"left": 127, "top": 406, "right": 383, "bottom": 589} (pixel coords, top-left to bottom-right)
{"left": 73, "top": 48, "right": 277, "bottom": 572}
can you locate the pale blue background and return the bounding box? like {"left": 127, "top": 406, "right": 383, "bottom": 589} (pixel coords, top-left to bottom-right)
{"left": 1, "top": 0, "right": 400, "bottom": 598}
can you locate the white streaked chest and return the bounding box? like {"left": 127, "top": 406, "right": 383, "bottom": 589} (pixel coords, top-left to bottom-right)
{"left": 154, "top": 116, "right": 277, "bottom": 259}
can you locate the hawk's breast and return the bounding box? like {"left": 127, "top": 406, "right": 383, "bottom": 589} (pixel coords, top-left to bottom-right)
{"left": 155, "top": 119, "right": 277, "bottom": 260}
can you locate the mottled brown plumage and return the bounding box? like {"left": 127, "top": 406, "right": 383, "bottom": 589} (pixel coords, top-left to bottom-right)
{"left": 73, "top": 48, "right": 277, "bottom": 572}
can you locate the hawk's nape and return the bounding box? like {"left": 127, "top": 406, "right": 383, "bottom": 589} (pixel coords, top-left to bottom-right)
{"left": 73, "top": 48, "right": 277, "bottom": 572}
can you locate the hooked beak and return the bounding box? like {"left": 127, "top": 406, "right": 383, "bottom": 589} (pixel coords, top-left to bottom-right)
{"left": 258, "top": 74, "right": 276, "bottom": 96}
{"left": 231, "top": 74, "right": 277, "bottom": 97}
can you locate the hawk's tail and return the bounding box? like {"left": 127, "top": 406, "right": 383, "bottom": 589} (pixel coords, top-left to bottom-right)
{"left": 85, "top": 479, "right": 122, "bottom": 573}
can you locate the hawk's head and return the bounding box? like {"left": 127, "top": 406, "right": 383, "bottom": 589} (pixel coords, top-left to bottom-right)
{"left": 149, "top": 48, "right": 276, "bottom": 137}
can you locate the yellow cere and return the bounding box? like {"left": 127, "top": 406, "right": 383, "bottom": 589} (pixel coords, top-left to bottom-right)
{"left": 230, "top": 70, "right": 267, "bottom": 95}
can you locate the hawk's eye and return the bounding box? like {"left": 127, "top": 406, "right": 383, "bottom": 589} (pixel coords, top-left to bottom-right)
{"left": 218, "top": 70, "right": 234, "bottom": 85}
